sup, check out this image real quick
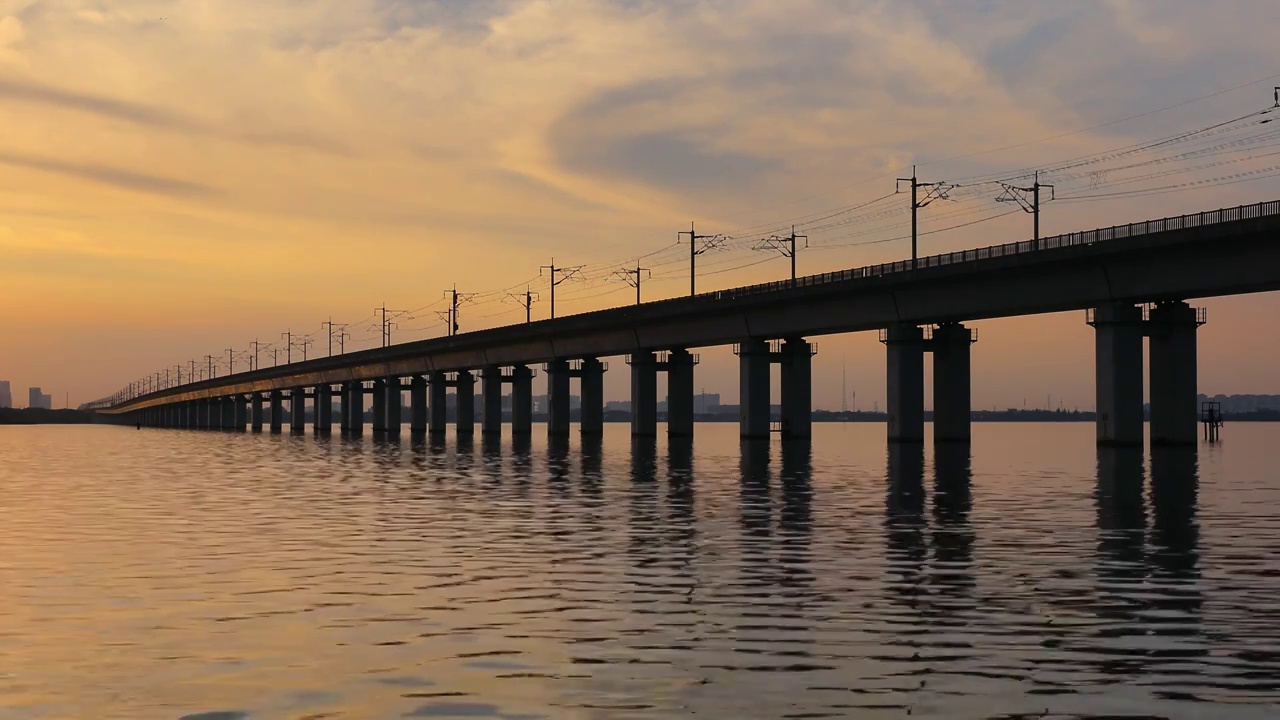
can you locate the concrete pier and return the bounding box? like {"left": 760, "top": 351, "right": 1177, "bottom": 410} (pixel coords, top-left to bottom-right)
{"left": 546, "top": 359, "right": 571, "bottom": 438}
{"left": 270, "top": 391, "right": 284, "bottom": 434}
{"left": 932, "top": 323, "right": 973, "bottom": 443}
{"left": 251, "top": 392, "right": 264, "bottom": 432}
{"left": 884, "top": 325, "right": 925, "bottom": 443}
{"left": 372, "top": 379, "right": 387, "bottom": 434}
{"left": 1091, "top": 303, "right": 1144, "bottom": 447}
{"left": 290, "top": 388, "right": 306, "bottom": 434}
{"left": 221, "top": 397, "right": 236, "bottom": 430}
{"left": 738, "top": 339, "right": 771, "bottom": 439}
{"left": 410, "top": 376, "right": 427, "bottom": 435}
{"left": 316, "top": 385, "right": 332, "bottom": 434}
{"left": 481, "top": 366, "right": 502, "bottom": 436}
{"left": 779, "top": 339, "right": 813, "bottom": 440}
{"left": 429, "top": 371, "right": 447, "bottom": 436}
{"left": 511, "top": 364, "right": 533, "bottom": 436}
{"left": 339, "top": 382, "right": 352, "bottom": 433}
{"left": 456, "top": 371, "right": 475, "bottom": 436}
{"left": 386, "top": 378, "right": 402, "bottom": 435}
{"left": 348, "top": 382, "right": 364, "bottom": 436}
{"left": 629, "top": 351, "right": 658, "bottom": 438}
{"left": 579, "top": 358, "right": 605, "bottom": 437}
{"left": 234, "top": 395, "right": 248, "bottom": 432}
{"left": 1148, "top": 301, "right": 1201, "bottom": 446}
{"left": 666, "top": 350, "right": 695, "bottom": 439}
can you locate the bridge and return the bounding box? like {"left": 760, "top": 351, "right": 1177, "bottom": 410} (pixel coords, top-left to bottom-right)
{"left": 87, "top": 200, "right": 1280, "bottom": 447}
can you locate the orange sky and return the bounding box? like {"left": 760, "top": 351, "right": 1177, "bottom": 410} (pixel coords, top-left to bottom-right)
{"left": 1, "top": 0, "right": 1278, "bottom": 409}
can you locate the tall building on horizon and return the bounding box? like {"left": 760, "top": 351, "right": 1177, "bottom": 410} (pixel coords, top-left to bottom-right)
{"left": 28, "top": 387, "right": 52, "bottom": 410}
{"left": 0, "top": 380, "right": 10, "bottom": 409}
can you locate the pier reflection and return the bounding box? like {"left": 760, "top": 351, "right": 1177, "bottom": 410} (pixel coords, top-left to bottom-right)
{"left": 1090, "top": 446, "right": 1204, "bottom": 680}
{"left": 931, "top": 443, "right": 974, "bottom": 600}
{"left": 885, "top": 444, "right": 927, "bottom": 612}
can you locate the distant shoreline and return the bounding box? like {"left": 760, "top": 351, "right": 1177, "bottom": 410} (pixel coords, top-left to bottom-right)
{"left": 0, "top": 408, "right": 92, "bottom": 425}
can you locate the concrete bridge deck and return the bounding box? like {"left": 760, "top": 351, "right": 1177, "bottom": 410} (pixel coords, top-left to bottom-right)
{"left": 92, "top": 200, "right": 1280, "bottom": 414}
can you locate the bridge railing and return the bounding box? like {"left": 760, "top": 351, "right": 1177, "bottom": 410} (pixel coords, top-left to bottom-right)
{"left": 647, "top": 199, "right": 1280, "bottom": 307}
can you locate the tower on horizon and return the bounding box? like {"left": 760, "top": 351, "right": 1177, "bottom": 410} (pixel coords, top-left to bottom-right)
{"left": 0, "top": 380, "right": 10, "bottom": 409}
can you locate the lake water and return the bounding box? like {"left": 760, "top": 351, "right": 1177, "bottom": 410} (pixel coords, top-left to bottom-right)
{"left": 1, "top": 422, "right": 1278, "bottom": 719}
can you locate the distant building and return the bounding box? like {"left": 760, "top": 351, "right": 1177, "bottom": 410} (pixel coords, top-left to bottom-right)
{"left": 693, "top": 392, "right": 721, "bottom": 414}
{"left": 605, "top": 400, "right": 632, "bottom": 413}
{"left": 0, "top": 380, "right": 10, "bottom": 408}
{"left": 28, "top": 387, "right": 52, "bottom": 410}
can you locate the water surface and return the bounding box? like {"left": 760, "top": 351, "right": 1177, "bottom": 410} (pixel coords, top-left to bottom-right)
{"left": 1, "top": 423, "right": 1278, "bottom": 719}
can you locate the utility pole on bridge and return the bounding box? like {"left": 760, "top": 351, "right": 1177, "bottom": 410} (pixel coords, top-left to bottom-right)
{"left": 896, "top": 165, "right": 953, "bottom": 268}
{"left": 754, "top": 225, "right": 808, "bottom": 285}
{"left": 323, "top": 318, "right": 348, "bottom": 357}
{"left": 282, "top": 330, "right": 293, "bottom": 364}
{"left": 678, "top": 222, "right": 727, "bottom": 296}
{"left": 205, "top": 354, "right": 217, "bottom": 380}
{"left": 250, "top": 339, "right": 266, "bottom": 371}
{"left": 443, "top": 287, "right": 477, "bottom": 336}
{"left": 540, "top": 260, "right": 583, "bottom": 319}
{"left": 376, "top": 305, "right": 410, "bottom": 346}
{"left": 504, "top": 287, "right": 540, "bottom": 323}
{"left": 611, "top": 263, "right": 651, "bottom": 304}
{"left": 997, "top": 170, "right": 1055, "bottom": 249}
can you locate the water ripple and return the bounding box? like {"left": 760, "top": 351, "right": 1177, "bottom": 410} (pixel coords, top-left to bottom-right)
{"left": 0, "top": 423, "right": 1278, "bottom": 718}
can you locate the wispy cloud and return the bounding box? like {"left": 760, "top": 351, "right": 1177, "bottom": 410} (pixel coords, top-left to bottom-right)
{"left": 0, "top": 150, "right": 215, "bottom": 197}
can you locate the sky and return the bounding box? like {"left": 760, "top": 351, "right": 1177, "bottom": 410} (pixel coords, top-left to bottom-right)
{"left": 2, "top": 0, "right": 1280, "bottom": 409}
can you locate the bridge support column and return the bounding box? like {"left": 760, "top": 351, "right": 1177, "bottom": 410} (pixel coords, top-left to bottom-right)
{"left": 1091, "top": 303, "right": 1144, "bottom": 447}
{"left": 290, "top": 388, "right": 306, "bottom": 434}
{"left": 932, "top": 323, "right": 973, "bottom": 443}
{"left": 339, "top": 382, "right": 351, "bottom": 433}
{"left": 429, "top": 371, "right": 447, "bottom": 436}
{"left": 348, "top": 382, "right": 364, "bottom": 436}
{"left": 251, "top": 393, "right": 264, "bottom": 432}
{"left": 372, "top": 379, "right": 387, "bottom": 434}
{"left": 667, "top": 350, "right": 695, "bottom": 439}
{"left": 739, "top": 339, "right": 771, "bottom": 440}
{"left": 630, "top": 351, "right": 658, "bottom": 437}
{"left": 385, "top": 378, "right": 402, "bottom": 435}
{"left": 511, "top": 365, "right": 533, "bottom": 436}
{"left": 192, "top": 400, "right": 204, "bottom": 429}
{"left": 223, "top": 397, "right": 237, "bottom": 430}
{"left": 1149, "top": 301, "right": 1201, "bottom": 446}
{"left": 579, "top": 358, "right": 605, "bottom": 437}
{"left": 234, "top": 395, "right": 248, "bottom": 431}
{"left": 481, "top": 366, "right": 502, "bottom": 436}
{"left": 315, "top": 385, "right": 332, "bottom": 434}
{"left": 410, "top": 376, "right": 427, "bottom": 435}
{"left": 884, "top": 325, "right": 925, "bottom": 443}
{"left": 456, "top": 371, "right": 475, "bottom": 436}
{"left": 269, "top": 391, "right": 283, "bottom": 434}
{"left": 780, "top": 338, "right": 813, "bottom": 440}
{"left": 546, "top": 359, "right": 571, "bottom": 438}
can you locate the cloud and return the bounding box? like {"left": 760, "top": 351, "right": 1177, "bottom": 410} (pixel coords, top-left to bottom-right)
{"left": 0, "top": 150, "right": 215, "bottom": 197}
{"left": 0, "top": 75, "right": 201, "bottom": 130}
